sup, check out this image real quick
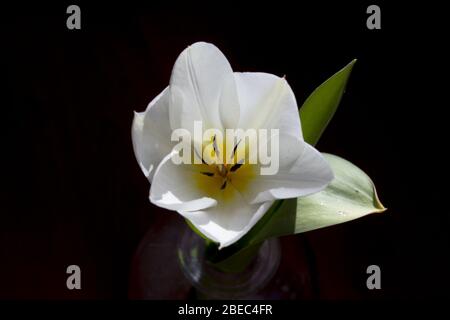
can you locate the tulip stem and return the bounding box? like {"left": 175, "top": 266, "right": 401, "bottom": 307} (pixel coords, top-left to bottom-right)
{"left": 204, "top": 240, "right": 263, "bottom": 273}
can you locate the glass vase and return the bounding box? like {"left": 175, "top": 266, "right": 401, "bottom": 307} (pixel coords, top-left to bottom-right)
{"left": 177, "top": 225, "right": 281, "bottom": 299}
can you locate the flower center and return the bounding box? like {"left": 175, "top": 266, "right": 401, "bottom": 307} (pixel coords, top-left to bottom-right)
{"left": 194, "top": 134, "right": 253, "bottom": 193}
{"left": 200, "top": 160, "right": 244, "bottom": 190}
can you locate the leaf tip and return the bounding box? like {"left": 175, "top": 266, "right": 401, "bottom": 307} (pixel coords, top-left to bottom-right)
{"left": 373, "top": 185, "right": 387, "bottom": 212}
{"left": 345, "top": 58, "right": 357, "bottom": 72}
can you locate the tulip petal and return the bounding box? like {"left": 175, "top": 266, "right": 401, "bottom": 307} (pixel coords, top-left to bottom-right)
{"left": 235, "top": 139, "right": 334, "bottom": 204}
{"left": 234, "top": 72, "right": 302, "bottom": 139}
{"left": 219, "top": 72, "right": 240, "bottom": 129}
{"left": 180, "top": 188, "right": 274, "bottom": 248}
{"left": 169, "top": 42, "right": 233, "bottom": 133}
{"left": 132, "top": 87, "right": 173, "bottom": 182}
{"left": 150, "top": 151, "right": 218, "bottom": 212}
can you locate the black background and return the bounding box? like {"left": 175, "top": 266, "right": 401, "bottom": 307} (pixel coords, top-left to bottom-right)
{"left": 1, "top": 1, "right": 448, "bottom": 299}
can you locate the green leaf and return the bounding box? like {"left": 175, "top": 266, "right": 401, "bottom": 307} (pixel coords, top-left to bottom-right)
{"left": 212, "top": 153, "right": 386, "bottom": 263}
{"left": 256, "top": 153, "right": 385, "bottom": 241}
{"left": 300, "top": 59, "right": 356, "bottom": 146}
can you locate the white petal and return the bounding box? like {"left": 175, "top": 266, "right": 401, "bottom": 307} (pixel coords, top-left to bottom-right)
{"left": 235, "top": 139, "right": 334, "bottom": 204}
{"left": 132, "top": 87, "right": 173, "bottom": 182}
{"left": 234, "top": 72, "right": 302, "bottom": 139}
{"left": 169, "top": 42, "right": 233, "bottom": 133}
{"left": 150, "top": 152, "right": 218, "bottom": 212}
{"left": 180, "top": 186, "right": 274, "bottom": 248}
{"left": 219, "top": 72, "right": 240, "bottom": 129}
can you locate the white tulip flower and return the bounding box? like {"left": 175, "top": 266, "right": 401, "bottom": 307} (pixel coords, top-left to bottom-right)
{"left": 132, "top": 42, "right": 333, "bottom": 248}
